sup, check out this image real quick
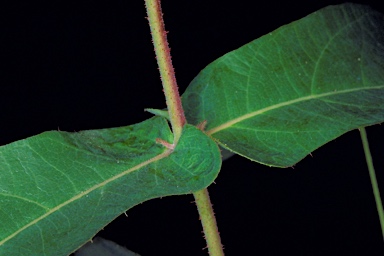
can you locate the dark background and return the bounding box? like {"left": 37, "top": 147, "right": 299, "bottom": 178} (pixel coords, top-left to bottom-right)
{"left": 1, "top": 1, "right": 384, "bottom": 255}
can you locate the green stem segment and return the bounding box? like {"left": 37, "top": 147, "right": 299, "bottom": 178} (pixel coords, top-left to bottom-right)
{"left": 144, "top": 0, "right": 186, "bottom": 144}
{"left": 194, "top": 189, "right": 224, "bottom": 256}
{"left": 359, "top": 127, "right": 384, "bottom": 239}
{"left": 144, "top": 0, "right": 224, "bottom": 254}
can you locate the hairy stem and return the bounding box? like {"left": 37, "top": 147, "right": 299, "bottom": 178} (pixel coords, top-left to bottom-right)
{"left": 144, "top": 0, "right": 186, "bottom": 144}
{"left": 194, "top": 189, "right": 224, "bottom": 256}
{"left": 359, "top": 127, "right": 384, "bottom": 239}
{"left": 144, "top": 0, "right": 223, "bottom": 254}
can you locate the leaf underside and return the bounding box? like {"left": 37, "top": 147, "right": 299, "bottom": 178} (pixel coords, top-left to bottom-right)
{"left": 0, "top": 117, "right": 221, "bottom": 255}
{"left": 182, "top": 3, "right": 384, "bottom": 167}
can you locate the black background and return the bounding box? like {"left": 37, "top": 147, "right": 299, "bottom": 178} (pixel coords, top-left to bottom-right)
{"left": 1, "top": 1, "right": 384, "bottom": 255}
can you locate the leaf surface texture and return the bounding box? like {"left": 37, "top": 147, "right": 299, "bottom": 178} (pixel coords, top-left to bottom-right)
{"left": 0, "top": 117, "right": 221, "bottom": 255}
{"left": 183, "top": 4, "right": 384, "bottom": 167}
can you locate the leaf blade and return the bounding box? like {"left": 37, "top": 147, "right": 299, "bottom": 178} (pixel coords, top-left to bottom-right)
{"left": 0, "top": 117, "right": 221, "bottom": 255}
{"left": 182, "top": 3, "right": 384, "bottom": 167}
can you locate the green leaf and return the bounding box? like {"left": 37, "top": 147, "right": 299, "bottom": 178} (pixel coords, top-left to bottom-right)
{"left": 182, "top": 3, "right": 384, "bottom": 167}
{"left": 0, "top": 117, "right": 221, "bottom": 255}
{"left": 145, "top": 108, "right": 170, "bottom": 120}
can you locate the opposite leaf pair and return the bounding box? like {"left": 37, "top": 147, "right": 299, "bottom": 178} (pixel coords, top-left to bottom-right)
{"left": 0, "top": 3, "right": 383, "bottom": 255}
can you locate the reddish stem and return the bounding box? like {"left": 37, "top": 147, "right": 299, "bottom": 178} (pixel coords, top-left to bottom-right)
{"left": 144, "top": 0, "right": 186, "bottom": 144}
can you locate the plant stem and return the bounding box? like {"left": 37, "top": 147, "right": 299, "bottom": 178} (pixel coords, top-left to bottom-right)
{"left": 144, "top": 0, "right": 224, "bottom": 254}
{"left": 194, "top": 189, "right": 224, "bottom": 256}
{"left": 359, "top": 127, "right": 384, "bottom": 239}
{"left": 144, "top": 0, "right": 186, "bottom": 144}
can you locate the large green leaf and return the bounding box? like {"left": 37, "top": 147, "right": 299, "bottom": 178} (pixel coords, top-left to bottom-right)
{"left": 182, "top": 3, "right": 384, "bottom": 167}
{"left": 0, "top": 117, "right": 221, "bottom": 255}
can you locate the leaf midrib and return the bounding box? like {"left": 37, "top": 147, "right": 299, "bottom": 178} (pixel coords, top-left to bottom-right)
{"left": 0, "top": 149, "right": 172, "bottom": 246}
{"left": 207, "top": 85, "right": 384, "bottom": 135}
